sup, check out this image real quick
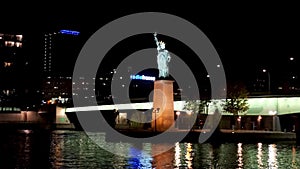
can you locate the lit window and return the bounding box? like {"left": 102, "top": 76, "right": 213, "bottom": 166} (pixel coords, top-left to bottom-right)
{"left": 15, "top": 42, "right": 22, "bottom": 47}
{"left": 5, "top": 41, "right": 15, "bottom": 47}
{"left": 16, "top": 35, "right": 23, "bottom": 41}
{"left": 4, "top": 62, "right": 12, "bottom": 67}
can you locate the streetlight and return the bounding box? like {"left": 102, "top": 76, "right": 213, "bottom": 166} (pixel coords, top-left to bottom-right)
{"left": 289, "top": 57, "right": 297, "bottom": 91}
{"left": 257, "top": 115, "right": 262, "bottom": 130}
{"left": 237, "top": 116, "right": 242, "bottom": 130}
{"left": 263, "top": 69, "right": 271, "bottom": 94}
{"left": 24, "top": 106, "right": 29, "bottom": 122}
{"left": 176, "top": 111, "right": 181, "bottom": 129}
{"left": 153, "top": 108, "right": 160, "bottom": 132}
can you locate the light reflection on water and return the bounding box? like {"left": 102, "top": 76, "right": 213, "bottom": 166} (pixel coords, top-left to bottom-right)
{"left": 268, "top": 144, "right": 278, "bottom": 169}
{"left": 237, "top": 143, "right": 243, "bottom": 169}
{"left": 257, "top": 143, "right": 264, "bottom": 168}
{"left": 174, "top": 142, "right": 194, "bottom": 169}
{"left": 0, "top": 130, "right": 300, "bottom": 168}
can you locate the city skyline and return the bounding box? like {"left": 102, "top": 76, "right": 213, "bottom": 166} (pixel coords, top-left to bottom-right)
{"left": 1, "top": 5, "right": 300, "bottom": 169}
{"left": 1, "top": 6, "right": 300, "bottom": 95}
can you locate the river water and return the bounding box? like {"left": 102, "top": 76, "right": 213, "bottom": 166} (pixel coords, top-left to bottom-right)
{"left": 0, "top": 130, "right": 299, "bottom": 168}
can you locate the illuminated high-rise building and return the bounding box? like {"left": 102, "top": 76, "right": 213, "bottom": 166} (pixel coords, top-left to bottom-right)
{"left": 0, "top": 32, "right": 25, "bottom": 111}
{"left": 43, "top": 29, "right": 81, "bottom": 76}
{"left": 41, "top": 29, "right": 83, "bottom": 103}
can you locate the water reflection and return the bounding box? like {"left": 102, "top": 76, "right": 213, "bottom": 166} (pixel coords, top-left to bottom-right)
{"left": 257, "top": 143, "right": 264, "bottom": 168}
{"left": 292, "top": 146, "right": 297, "bottom": 168}
{"left": 268, "top": 144, "right": 278, "bottom": 169}
{"left": 1, "top": 130, "right": 300, "bottom": 168}
{"left": 127, "top": 147, "right": 152, "bottom": 168}
{"left": 237, "top": 143, "right": 243, "bottom": 169}
{"left": 174, "top": 142, "right": 194, "bottom": 169}
{"left": 16, "top": 130, "right": 32, "bottom": 168}
{"left": 174, "top": 142, "right": 181, "bottom": 167}
{"left": 186, "top": 143, "right": 193, "bottom": 168}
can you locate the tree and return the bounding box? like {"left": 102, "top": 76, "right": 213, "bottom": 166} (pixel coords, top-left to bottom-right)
{"left": 222, "top": 82, "right": 249, "bottom": 129}
{"left": 183, "top": 98, "right": 211, "bottom": 129}
{"left": 183, "top": 99, "right": 211, "bottom": 114}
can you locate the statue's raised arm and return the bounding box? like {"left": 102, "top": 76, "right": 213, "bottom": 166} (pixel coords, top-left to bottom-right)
{"left": 154, "top": 32, "right": 160, "bottom": 50}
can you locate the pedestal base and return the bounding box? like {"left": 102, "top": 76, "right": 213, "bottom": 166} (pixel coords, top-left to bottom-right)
{"left": 152, "top": 80, "right": 174, "bottom": 132}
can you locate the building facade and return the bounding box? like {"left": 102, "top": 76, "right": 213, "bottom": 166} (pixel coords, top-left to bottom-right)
{"left": 41, "top": 30, "right": 82, "bottom": 104}
{"left": 0, "top": 33, "right": 25, "bottom": 112}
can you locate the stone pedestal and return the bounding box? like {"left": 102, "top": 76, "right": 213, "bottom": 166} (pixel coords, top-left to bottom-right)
{"left": 152, "top": 80, "right": 174, "bottom": 132}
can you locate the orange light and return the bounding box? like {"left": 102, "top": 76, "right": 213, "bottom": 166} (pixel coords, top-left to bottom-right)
{"left": 258, "top": 115, "right": 262, "bottom": 121}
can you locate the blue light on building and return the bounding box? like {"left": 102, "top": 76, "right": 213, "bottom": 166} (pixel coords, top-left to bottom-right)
{"left": 60, "top": 30, "right": 80, "bottom": 36}
{"left": 130, "top": 75, "right": 155, "bottom": 81}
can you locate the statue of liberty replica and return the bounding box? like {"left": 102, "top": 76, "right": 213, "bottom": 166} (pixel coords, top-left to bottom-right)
{"left": 152, "top": 32, "right": 174, "bottom": 132}
{"left": 154, "top": 32, "right": 171, "bottom": 78}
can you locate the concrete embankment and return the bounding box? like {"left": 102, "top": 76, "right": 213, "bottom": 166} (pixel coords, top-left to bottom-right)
{"left": 1, "top": 122, "right": 296, "bottom": 143}
{"left": 105, "top": 129, "right": 297, "bottom": 143}
{"left": 213, "top": 129, "right": 296, "bottom": 143}
{"left": 0, "top": 122, "right": 76, "bottom": 131}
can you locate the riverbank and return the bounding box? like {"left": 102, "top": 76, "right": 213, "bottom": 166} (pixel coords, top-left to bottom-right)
{"left": 0, "top": 122, "right": 76, "bottom": 131}
{"left": 106, "top": 128, "right": 297, "bottom": 143}
{"left": 214, "top": 129, "right": 296, "bottom": 143}
{"left": 0, "top": 123, "right": 297, "bottom": 143}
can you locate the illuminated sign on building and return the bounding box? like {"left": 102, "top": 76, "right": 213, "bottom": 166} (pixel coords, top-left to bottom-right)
{"left": 130, "top": 75, "right": 156, "bottom": 81}
{"left": 60, "top": 30, "right": 80, "bottom": 35}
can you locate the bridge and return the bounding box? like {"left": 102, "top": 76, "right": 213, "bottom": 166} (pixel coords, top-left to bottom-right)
{"left": 63, "top": 96, "right": 300, "bottom": 134}
{"left": 1, "top": 96, "right": 299, "bottom": 134}
{"left": 66, "top": 96, "right": 300, "bottom": 116}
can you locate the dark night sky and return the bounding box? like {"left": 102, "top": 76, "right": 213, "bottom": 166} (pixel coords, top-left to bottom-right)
{"left": 1, "top": 3, "right": 300, "bottom": 88}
